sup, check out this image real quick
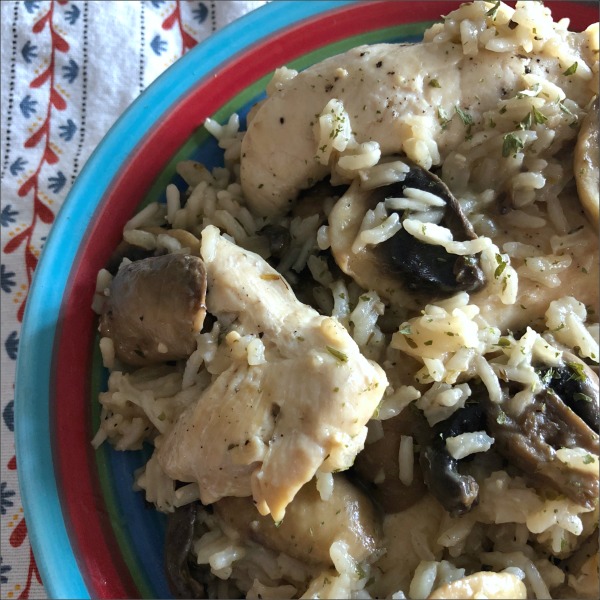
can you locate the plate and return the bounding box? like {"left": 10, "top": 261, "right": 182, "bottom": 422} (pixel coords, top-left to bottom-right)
{"left": 14, "top": 1, "right": 597, "bottom": 598}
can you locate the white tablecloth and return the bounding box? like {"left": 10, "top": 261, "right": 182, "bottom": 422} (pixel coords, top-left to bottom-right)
{"left": 0, "top": 2, "right": 265, "bottom": 597}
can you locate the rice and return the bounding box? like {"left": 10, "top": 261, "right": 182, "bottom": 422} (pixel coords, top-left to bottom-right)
{"left": 92, "top": 1, "right": 599, "bottom": 598}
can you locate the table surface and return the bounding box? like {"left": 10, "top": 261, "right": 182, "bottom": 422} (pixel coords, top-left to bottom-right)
{"left": 0, "top": 2, "right": 265, "bottom": 597}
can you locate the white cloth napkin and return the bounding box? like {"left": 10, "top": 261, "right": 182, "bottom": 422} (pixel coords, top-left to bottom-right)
{"left": 0, "top": 1, "right": 265, "bottom": 597}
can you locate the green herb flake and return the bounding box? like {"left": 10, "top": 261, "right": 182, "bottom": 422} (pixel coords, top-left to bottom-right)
{"left": 563, "top": 62, "right": 578, "bottom": 76}
{"left": 405, "top": 337, "right": 418, "bottom": 349}
{"left": 455, "top": 105, "right": 474, "bottom": 126}
{"left": 582, "top": 454, "right": 596, "bottom": 464}
{"left": 496, "top": 409, "right": 509, "bottom": 425}
{"left": 502, "top": 133, "right": 525, "bottom": 158}
{"left": 494, "top": 253, "right": 508, "bottom": 278}
{"left": 485, "top": 0, "right": 501, "bottom": 18}
{"left": 424, "top": 340, "right": 433, "bottom": 346}
{"left": 567, "top": 361, "right": 587, "bottom": 382}
{"left": 398, "top": 325, "right": 412, "bottom": 335}
{"left": 438, "top": 107, "right": 451, "bottom": 129}
{"left": 496, "top": 337, "right": 511, "bottom": 348}
{"left": 326, "top": 346, "right": 348, "bottom": 363}
{"left": 518, "top": 111, "right": 533, "bottom": 130}
{"left": 429, "top": 78, "right": 441, "bottom": 88}
{"left": 532, "top": 106, "right": 548, "bottom": 125}
{"left": 574, "top": 392, "right": 593, "bottom": 403}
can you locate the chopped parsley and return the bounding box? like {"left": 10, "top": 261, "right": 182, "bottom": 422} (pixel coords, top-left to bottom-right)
{"left": 485, "top": 0, "right": 501, "bottom": 19}
{"left": 567, "top": 361, "right": 587, "bottom": 382}
{"left": 502, "top": 133, "right": 525, "bottom": 157}
{"left": 582, "top": 454, "right": 596, "bottom": 464}
{"left": 455, "top": 105, "right": 474, "bottom": 126}
{"left": 496, "top": 408, "right": 509, "bottom": 425}
{"left": 494, "top": 253, "right": 508, "bottom": 278}
{"left": 532, "top": 105, "right": 548, "bottom": 124}
{"left": 429, "top": 78, "right": 441, "bottom": 88}
{"left": 326, "top": 346, "right": 348, "bottom": 363}
{"left": 563, "top": 62, "right": 578, "bottom": 76}
{"left": 438, "top": 107, "right": 451, "bottom": 129}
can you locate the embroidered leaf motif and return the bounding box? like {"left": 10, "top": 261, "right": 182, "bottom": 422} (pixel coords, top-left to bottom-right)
{"left": 151, "top": 35, "right": 168, "bottom": 56}
{"left": 0, "top": 205, "right": 18, "bottom": 227}
{"left": 162, "top": 10, "right": 178, "bottom": 30}
{"left": 2, "top": 400, "right": 14, "bottom": 432}
{"left": 30, "top": 66, "right": 51, "bottom": 88}
{"left": 18, "top": 174, "right": 37, "bottom": 197}
{"left": 150, "top": 0, "right": 166, "bottom": 6}
{"left": 0, "top": 265, "right": 16, "bottom": 293}
{"left": 3, "top": 229, "right": 28, "bottom": 254}
{"left": 4, "top": 331, "right": 18, "bottom": 361}
{"left": 192, "top": 2, "right": 209, "bottom": 23}
{"left": 51, "top": 29, "right": 69, "bottom": 53}
{"left": 9, "top": 157, "right": 27, "bottom": 176}
{"left": 50, "top": 87, "right": 66, "bottom": 110}
{"left": 62, "top": 58, "right": 79, "bottom": 83}
{"left": 181, "top": 29, "right": 197, "bottom": 51}
{"left": 65, "top": 4, "right": 80, "bottom": 25}
{"left": 24, "top": 0, "right": 40, "bottom": 14}
{"left": 25, "top": 121, "right": 48, "bottom": 148}
{"left": 21, "top": 40, "right": 38, "bottom": 64}
{"left": 59, "top": 119, "right": 77, "bottom": 141}
{"left": 19, "top": 95, "right": 38, "bottom": 118}
{"left": 48, "top": 171, "right": 66, "bottom": 194}
{"left": 0, "top": 482, "right": 15, "bottom": 515}
{"left": 35, "top": 198, "right": 55, "bottom": 224}
{"left": 32, "top": 10, "right": 51, "bottom": 33}
{"left": 0, "top": 557, "right": 11, "bottom": 585}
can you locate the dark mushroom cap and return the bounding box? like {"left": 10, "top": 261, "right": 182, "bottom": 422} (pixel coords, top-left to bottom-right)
{"left": 329, "top": 157, "right": 486, "bottom": 313}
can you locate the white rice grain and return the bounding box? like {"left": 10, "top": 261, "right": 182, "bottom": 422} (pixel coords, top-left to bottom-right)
{"left": 398, "top": 435, "right": 414, "bottom": 486}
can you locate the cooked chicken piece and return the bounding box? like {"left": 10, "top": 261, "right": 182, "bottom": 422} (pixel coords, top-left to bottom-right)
{"left": 240, "top": 42, "right": 594, "bottom": 218}
{"left": 427, "top": 571, "right": 526, "bottom": 599}
{"left": 214, "top": 475, "right": 382, "bottom": 566}
{"left": 99, "top": 253, "right": 207, "bottom": 366}
{"left": 157, "top": 226, "right": 387, "bottom": 521}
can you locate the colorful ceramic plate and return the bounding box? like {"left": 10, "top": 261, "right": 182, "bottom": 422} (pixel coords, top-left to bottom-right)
{"left": 15, "top": 1, "right": 596, "bottom": 598}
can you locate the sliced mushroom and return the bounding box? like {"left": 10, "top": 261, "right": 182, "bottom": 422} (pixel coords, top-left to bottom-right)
{"left": 329, "top": 158, "right": 485, "bottom": 312}
{"left": 483, "top": 387, "right": 599, "bottom": 509}
{"left": 99, "top": 253, "right": 207, "bottom": 366}
{"left": 419, "top": 402, "right": 486, "bottom": 516}
{"left": 427, "top": 571, "right": 527, "bottom": 600}
{"left": 575, "top": 98, "right": 599, "bottom": 226}
{"left": 539, "top": 354, "right": 600, "bottom": 432}
{"left": 353, "top": 406, "right": 429, "bottom": 514}
{"left": 164, "top": 502, "right": 207, "bottom": 599}
{"left": 213, "top": 475, "right": 382, "bottom": 567}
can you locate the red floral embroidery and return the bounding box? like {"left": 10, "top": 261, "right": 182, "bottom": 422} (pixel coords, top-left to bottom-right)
{"left": 3, "top": 0, "right": 69, "bottom": 322}
{"left": 162, "top": 0, "right": 197, "bottom": 53}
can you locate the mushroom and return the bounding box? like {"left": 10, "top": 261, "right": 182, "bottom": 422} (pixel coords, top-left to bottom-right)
{"left": 328, "top": 158, "right": 486, "bottom": 312}
{"left": 213, "top": 475, "right": 382, "bottom": 567}
{"left": 164, "top": 502, "right": 207, "bottom": 599}
{"left": 99, "top": 253, "right": 207, "bottom": 366}
{"left": 574, "top": 98, "right": 599, "bottom": 226}
{"left": 483, "top": 385, "right": 599, "bottom": 510}
{"left": 353, "top": 405, "right": 429, "bottom": 514}
{"left": 538, "top": 354, "right": 600, "bottom": 432}
{"left": 419, "top": 402, "right": 486, "bottom": 516}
